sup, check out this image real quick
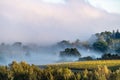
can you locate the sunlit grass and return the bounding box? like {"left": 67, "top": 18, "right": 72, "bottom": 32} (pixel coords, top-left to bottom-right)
{"left": 48, "top": 60, "right": 120, "bottom": 70}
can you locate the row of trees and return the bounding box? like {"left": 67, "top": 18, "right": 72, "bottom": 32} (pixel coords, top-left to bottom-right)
{"left": 93, "top": 30, "right": 120, "bottom": 53}
{"left": 57, "top": 30, "right": 120, "bottom": 54}
{"left": 95, "top": 29, "right": 120, "bottom": 40}
{"left": 98, "top": 53, "right": 120, "bottom": 60}
{"left": 0, "top": 61, "right": 120, "bottom": 80}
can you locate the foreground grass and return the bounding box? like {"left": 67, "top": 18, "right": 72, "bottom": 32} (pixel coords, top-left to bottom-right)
{"left": 47, "top": 60, "right": 120, "bottom": 70}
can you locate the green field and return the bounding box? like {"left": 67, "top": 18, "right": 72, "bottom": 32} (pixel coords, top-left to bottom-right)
{"left": 48, "top": 60, "right": 120, "bottom": 70}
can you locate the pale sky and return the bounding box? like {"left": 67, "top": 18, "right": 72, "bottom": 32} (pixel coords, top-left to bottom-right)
{"left": 87, "top": 0, "right": 120, "bottom": 14}
{"left": 42, "top": 0, "right": 66, "bottom": 4}
{"left": 0, "top": 0, "right": 120, "bottom": 45}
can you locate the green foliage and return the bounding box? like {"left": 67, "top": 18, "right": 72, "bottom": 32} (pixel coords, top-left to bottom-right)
{"left": 101, "top": 53, "right": 120, "bottom": 60}
{"left": 0, "top": 66, "right": 9, "bottom": 80}
{"left": 52, "top": 67, "right": 75, "bottom": 80}
{"left": 60, "top": 48, "right": 81, "bottom": 57}
{"left": 115, "top": 29, "right": 120, "bottom": 39}
{"left": 115, "top": 47, "right": 120, "bottom": 54}
{"left": 92, "top": 29, "right": 120, "bottom": 54}
{"left": 75, "top": 72, "right": 81, "bottom": 80}
{"left": 93, "top": 41, "right": 108, "bottom": 52}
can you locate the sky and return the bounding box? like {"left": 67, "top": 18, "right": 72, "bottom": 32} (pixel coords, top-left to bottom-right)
{"left": 0, "top": 0, "right": 120, "bottom": 45}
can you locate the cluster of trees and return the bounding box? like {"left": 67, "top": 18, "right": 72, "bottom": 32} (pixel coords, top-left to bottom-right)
{"left": 95, "top": 29, "right": 120, "bottom": 40}
{"left": 99, "top": 53, "right": 120, "bottom": 60}
{"left": 93, "top": 41, "right": 108, "bottom": 53}
{"left": 57, "top": 39, "right": 89, "bottom": 49}
{"left": 57, "top": 30, "right": 120, "bottom": 54}
{"left": 0, "top": 61, "right": 120, "bottom": 80}
{"left": 111, "top": 30, "right": 120, "bottom": 39}
{"left": 60, "top": 48, "right": 81, "bottom": 57}
{"left": 92, "top": 29, "right": 120, "bottom": 54}
{"left": 116, "top": 48, "right": 120, "bottom": 54}
{"left": 79, "top": 56, "right": 93, "bottom": 61}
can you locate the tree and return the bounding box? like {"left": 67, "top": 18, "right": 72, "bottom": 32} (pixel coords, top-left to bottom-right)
{"left": 60, "top": 48, "right": 81, "bottom": 57}
{"left": 106, "top": 38, "right": 112, "bottom": 45}
{"left": 0, "top": 66, "right": 10, "bottom": 80}
{"left": 82, "top": 69, "right": 88, "bottom": 80}
{"left": 115, "top": 29, "right": 120, "bottom": 39}
{"left": 101, "top": 53, "right": 120, "bottom": 60}
{"left": 57, "top": 40, "right": 71, "bottom": 48}
{"left": 93, "top": 65, "right": 108, "bottom": 80}
{"left": 74, "top": 72, "right": 81, "bottom": 80}
{"left": 93, "top": 41, "right": 108, "bottom": 52}
{"left": 115, "top": 47, "right": 120, "bottom": 54}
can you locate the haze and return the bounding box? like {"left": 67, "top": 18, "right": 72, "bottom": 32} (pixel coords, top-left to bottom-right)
{"left": 0, "top": 0, "right": 120, "bottom": 45}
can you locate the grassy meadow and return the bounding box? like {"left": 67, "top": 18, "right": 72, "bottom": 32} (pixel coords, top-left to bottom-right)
{"left": 47, "top": 60, "right": 120, "bottom": 70}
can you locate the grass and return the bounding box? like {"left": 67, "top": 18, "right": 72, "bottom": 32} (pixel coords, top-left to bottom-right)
{"left": 47, "top": 60, "right": 120, "bottom": 70}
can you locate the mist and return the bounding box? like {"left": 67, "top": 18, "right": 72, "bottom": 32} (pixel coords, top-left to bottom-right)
{"left": 79, "top": 49, "right": 101, "bottom": 58}
{"left": 0, "top": 0, "right": 120, "bottom": 45}
{"left": 0, "top": 39, "right": 104, "bottom": 65}
{"left": 0, "top": 0, "right": 120, "bottom": 65}
{"left": 0, "top": 43, "right": 60, "bottom": 65}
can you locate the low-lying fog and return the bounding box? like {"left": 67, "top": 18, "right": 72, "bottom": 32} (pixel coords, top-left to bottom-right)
{"left": 0, "top": 52, "right": 58, "bottom": 65}
{"left": 0, "top": 43, "right": 102, "bottom": 65}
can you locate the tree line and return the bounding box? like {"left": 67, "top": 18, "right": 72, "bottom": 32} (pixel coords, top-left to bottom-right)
{"left": 0, "top": 61, "right": 120, "bottom": 80}
{"left": 57, "top": 29, "right": 120, "bottom": 54}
